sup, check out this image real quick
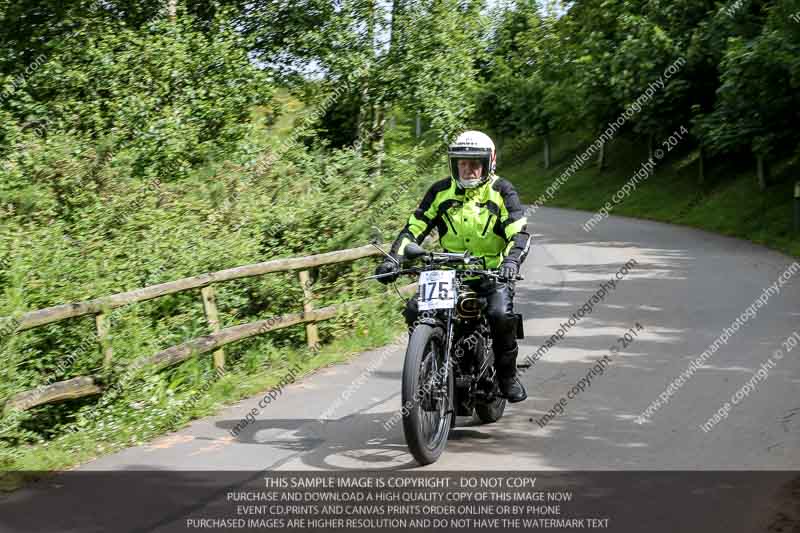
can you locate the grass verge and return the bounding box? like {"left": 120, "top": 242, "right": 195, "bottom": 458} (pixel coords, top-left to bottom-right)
{"left": 0, "top": 295, "right": 407, "bottom": 490}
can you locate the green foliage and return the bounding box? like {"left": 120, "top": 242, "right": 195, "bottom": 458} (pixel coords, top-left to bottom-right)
{"left": 478, "top": 2, "right": 587, "bottom": 140}
{"left": 390, "top": 0, "right": 485, "bottom": 139}
{"left": 477, "top": 0, "right": 799, "bottom": 173}
{"left": 503, "top": 130, "right": 800, "bottom": 258}
{"left": 696, "top": 3, "right": 800, "bottom": 157}
{"left": 0, "top": 4, "right": 424, "bottom": 466}
{"left": 3, "top": 0, "right": 798, "bottom": 475}
{"left": 2, "top": 10, "right": 272, "bottom": 181}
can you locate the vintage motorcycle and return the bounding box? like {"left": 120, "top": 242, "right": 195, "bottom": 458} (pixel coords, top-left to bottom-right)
{"left": 369, "top": 242, "right": 524, "bottom": 465}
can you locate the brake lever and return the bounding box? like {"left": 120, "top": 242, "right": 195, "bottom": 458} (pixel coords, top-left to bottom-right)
{"left": 488, "top": 272, "right": 525, "bottom": 282}
{"left": 366, "top": 272, "right": 401, "bottom": 280}
{"left": 371, "top": 243, "right": 400, "bottom": 265}
{"left": 365, "top": 267, "right": 418, "bottom": 280}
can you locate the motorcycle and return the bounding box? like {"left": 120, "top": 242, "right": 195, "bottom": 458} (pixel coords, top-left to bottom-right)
{"left": 368, "top": 242, "right": 524, "bottom": 465}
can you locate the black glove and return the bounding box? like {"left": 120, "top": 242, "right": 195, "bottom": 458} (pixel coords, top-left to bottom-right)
{"left": 499, "top": 259, "right": 519, "bottom": 281}
{"left": 375, "top": 258, "right": 400, "bottom": 284}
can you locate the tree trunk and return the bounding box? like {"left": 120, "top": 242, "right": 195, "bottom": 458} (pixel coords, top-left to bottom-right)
{"left": 648, "top": 134, "right": 654, "bottom": 161}
{"left": 794, "top": 182, "right": 800, "bottom": 233}
{"left": 167, "top": 0, "right": 177, "bottom": 21}
{"left": 355, "top": 78, "right": 370, "bottom": 154}
{"left": 415, "top": 112, "right": 421, "bottom": 138}
{"left": 698, "top": 145, "right": 705, "bottom": 185}
{"left": 756, "top": 153, "right": 766, "bottom": 191}
{"left": 354, "top": 0, "right": 377, "bottom": 154}
{"left": 543, "top": 134, "right": 551, "bottom": 169}
{"left": 369, "top": 103, "right": 386, "bottom": 179}
{"left": 597, "top": 140, "right": 606, "bottom": 170}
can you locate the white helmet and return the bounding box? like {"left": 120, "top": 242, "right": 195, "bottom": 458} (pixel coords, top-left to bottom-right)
{"left": 447, "top": 130, "right": 496, "bottom": 189}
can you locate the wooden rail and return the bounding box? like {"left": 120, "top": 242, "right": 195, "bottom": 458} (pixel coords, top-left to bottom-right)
{"left": 2, "top": 242, "right": 414, "bottom": 413}
{"left": 13, "top": 243, "right": 395, "bottom": 332}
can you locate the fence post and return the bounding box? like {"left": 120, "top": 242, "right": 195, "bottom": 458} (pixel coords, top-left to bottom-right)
{"left": 200, "top": 285, "right": 225, "bottom": 371}
{"left": 298, "top": 270, "right": 319, "bottom": 349}
{"left": 95, "top": 312, "right": 112, "bottom": 369}
{"left": 794, "top": 182, "right": 800, "bottom": 233}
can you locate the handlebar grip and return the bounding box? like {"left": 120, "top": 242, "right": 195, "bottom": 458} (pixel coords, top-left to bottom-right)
{"left": 494, "top": 273, "right": 524, "bottom": 282}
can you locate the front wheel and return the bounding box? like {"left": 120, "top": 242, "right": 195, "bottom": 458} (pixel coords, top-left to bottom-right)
{"left": 401, "top": 324, "right": 453, "bottom": 465}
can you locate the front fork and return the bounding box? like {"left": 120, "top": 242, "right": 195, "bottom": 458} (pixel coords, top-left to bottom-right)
{"left": 435, "top": 311, "right": 455, "bottom": 413}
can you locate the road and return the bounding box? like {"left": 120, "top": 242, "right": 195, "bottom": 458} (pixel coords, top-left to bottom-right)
{"left": 75, "top": 206, "right": 800, "bottom": 472}
{"left": 2, "top": 206, "right": 799, "bottom": 532}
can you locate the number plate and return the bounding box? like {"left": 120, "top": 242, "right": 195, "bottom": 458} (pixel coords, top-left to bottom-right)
{"left": 417, "top": 270, "right": 457, "bottom": 311}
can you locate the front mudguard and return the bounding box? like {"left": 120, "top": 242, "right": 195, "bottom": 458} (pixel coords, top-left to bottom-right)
{"left": 410, "top": 308, "right": 447, "bottom": 331}
{"left": 416, "top": 315, "right": 445, "bottom": 329}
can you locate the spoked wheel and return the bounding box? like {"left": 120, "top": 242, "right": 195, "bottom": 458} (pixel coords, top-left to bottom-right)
{"left": 402, "top": 324, "right": 453, "bottom": 465}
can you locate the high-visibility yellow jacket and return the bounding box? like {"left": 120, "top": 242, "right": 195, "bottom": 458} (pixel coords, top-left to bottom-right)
{"left": 389, "top": 174, "right": 531, "bottom": 269}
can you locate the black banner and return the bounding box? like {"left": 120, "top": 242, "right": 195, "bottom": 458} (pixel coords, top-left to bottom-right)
{"left": 0, "top": 471, "right": 797, "bottom": 532}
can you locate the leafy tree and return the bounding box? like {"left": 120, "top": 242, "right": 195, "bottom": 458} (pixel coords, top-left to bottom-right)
{"left": 478, "top": 2, "right": 573, "bottom": 167}
{"left": 695, "top": 0, "right": 800, "bottom": 188}
{"left": 1, "top": 10, "right": 273, "bottom": 182}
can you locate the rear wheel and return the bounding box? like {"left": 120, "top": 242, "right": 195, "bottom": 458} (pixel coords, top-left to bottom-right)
{"left": 475, "top": 342, "right": 506, "bottom": 424}
{"left": 401, "top": 324, "right": 453, "bottom": 465}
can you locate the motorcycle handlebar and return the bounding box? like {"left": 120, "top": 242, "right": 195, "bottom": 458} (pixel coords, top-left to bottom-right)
{"left": 367, "top": 267, "right": 524, "bottom": 282}
{"left": 368, "top": 243, "right": 524, "bottom": 282}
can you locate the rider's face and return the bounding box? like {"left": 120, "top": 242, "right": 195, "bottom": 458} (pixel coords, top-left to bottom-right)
{"left": 457, "top": 159, "right": 483, "bottom": 179}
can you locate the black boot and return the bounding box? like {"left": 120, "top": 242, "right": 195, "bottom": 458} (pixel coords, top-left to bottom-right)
{"left": 495, "top": 346, "right": 527, "bottom": 402}
{"left": 499, "top": 376, "right": 528, "bottom": 403}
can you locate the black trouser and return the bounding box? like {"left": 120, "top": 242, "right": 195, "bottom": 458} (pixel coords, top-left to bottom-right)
{"left": 402, "top": 276, "right": 519, "bottom": 379}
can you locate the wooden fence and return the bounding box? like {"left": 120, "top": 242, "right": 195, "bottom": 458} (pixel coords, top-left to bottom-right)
{"left": 2, "top": 242, "right": 415, "bottom": 413}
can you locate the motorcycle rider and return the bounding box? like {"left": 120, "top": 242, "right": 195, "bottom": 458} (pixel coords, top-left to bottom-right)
{"left": 374, "top": 130, "right": 530, "bottom": 402}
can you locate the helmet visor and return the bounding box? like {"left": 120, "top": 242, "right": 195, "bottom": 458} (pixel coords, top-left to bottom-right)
{"left": 449, "top": 154, "right": 490, "bottom": 186}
